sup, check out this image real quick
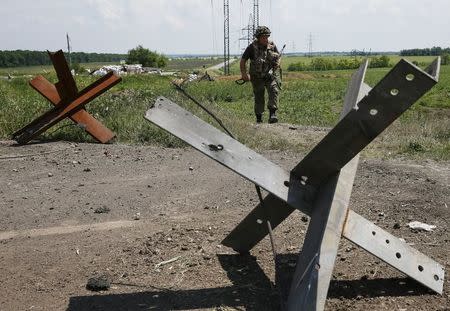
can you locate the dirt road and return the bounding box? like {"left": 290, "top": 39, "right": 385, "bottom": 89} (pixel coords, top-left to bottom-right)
{"left": 0, "top": 141, "right": 448, "bottom": 310}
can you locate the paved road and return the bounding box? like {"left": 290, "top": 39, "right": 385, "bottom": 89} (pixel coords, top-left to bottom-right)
{"left": 206, "top": 58, "right": 237, "bottom": 71}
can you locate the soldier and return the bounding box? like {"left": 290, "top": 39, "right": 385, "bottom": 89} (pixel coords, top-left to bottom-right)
{"left": 240, "top": 26, "right": 280, "bottom": 123}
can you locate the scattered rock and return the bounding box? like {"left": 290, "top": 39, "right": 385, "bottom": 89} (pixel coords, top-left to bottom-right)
{"left": 393, "top": 223, "right": 401, "bottom": 229}
{"left": 133, "top": 212, "right": 141, "bottom": 220}
{"left": 48, "top": 172, "right": 53, "bottom": 177}
{"left": 94, "top": 206, "right": 110, "bottom": 214}
{"left": 83, "top": 168, "right": 91, "bottom": 172}
{"left": 189, "top": 166, "right": 194, "bottom": 171}
{"left": 408, "top": 221, "right": 436, "bottom": 232}
{"left": 301, "top": 216, "right": 309, "bottom": 223}
{"left": 86, "top": 274, "right": 111, "bottom": 291}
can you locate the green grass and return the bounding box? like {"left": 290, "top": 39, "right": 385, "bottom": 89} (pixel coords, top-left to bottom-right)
{"left": 0, "top": 62, "right": 120, "bottom": 76}
{"left": 1, "top": 58, "right": 449, "bottom": 161}
{"left": 0, "top": 58, "right": 223, "bottom": 76}
{"left": 229, "top": 55, "right": 439, "bottom": 74}
{"left": 166, "top": 58, "right": 223, "bottom": 71}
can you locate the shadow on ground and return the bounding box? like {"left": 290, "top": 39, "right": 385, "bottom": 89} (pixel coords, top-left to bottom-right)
{"left": 67, "top": 254, "right": 433, "bottom": 311}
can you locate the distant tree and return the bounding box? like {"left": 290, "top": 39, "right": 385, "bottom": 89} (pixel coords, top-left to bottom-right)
{"left": 442, "top": 53, "right": 450, "bottom": 65}
{"left": 70, "top": 62, "right": 85, "bottom": 74}
{"left": 126, "top": 45, "right": 168, "bottom": 68}
{"left": 400, "top": 47, "right": 450, "bottom": 56}
{"left": 0, "top": 50, "right": 126, "bottom": 68}
{"left": 369, "top": 55, "right": 390, "bottom": 68}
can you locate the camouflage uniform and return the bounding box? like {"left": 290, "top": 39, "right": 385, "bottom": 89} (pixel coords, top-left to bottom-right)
{"left": 248, "top": 40, "right": 280, "bottom": 116}
{"left": 242, "top": 25, "right": 281, "bottom": 123}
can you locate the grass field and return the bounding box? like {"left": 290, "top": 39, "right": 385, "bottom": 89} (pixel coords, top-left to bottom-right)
{"left": 0, "top": 58, "right": 223, "bottom": 76}
{"left": 0, "top": 56, "right": 449, "bottom": 160}
{"left": 228, "top": 54, "right": 439, "bottom": 74}
{"left": 166, "top": 58, "right": 223, "bottom": 71}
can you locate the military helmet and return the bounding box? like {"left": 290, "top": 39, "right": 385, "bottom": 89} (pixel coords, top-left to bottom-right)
{"left": 254, "top": 26, "right": 271, "bottom": 38}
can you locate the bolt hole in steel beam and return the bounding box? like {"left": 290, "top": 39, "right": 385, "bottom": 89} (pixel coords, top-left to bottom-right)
{"left": 406, "top": 74, "right": 415, "bottom": 81}
{"left": 284, "top": 181, "right": 290, "bottom": 187}
{"left": 386, "top": 239, "right": 390, "bottom": 244}
{"left": 208, "top": 144, "right": 224, "bottom": 151}
{"left": 396, "top": 252, "right": 402, "bottom": 259}
{"left": 418, "top": 265, "right": 424, "bottom": 272}
{"left": 370, "top": 109, "right": 378, "bottom": 116}
{"left": 390, "top": 88, "right": 400, "bottom": 96}
{"left": 372, "top": 231, "right": 376, "bottom": 236}
{"left": 300, "top": 176, "right": 308, "bottom": 186}
{"left": 256, "top": 219, "right": 263, "bottom": 225}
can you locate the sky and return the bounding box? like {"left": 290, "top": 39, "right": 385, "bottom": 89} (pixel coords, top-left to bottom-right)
{"left": 1, "top": 0, "right": 449, "bottom": 55}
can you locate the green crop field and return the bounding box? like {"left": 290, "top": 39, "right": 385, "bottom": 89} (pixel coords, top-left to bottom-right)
{"left": 1, "top": 56, "right": 449, "bottom": 160}
{"left": 166, "top": 58, "right": 223, "bottom": 71}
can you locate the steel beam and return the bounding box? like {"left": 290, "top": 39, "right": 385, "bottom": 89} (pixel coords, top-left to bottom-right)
{"left": 224, "top": 58, "right": 441, "bottom": 252}
{"left": 143, "top": 58, "right": 444, "bottom": 308}
{"left": 291, "top": 59, "right": 438, "bottom": 187}
{"left": 29, "top": 75, "right": 116, "bottom": 143}
{"left": 144, "top": 92, "right": 443, "bottom": 297}
{"left": 145, "top": 97, "right": 313, "bottom": 211}
{"left": 343, "top": 210, "right": 445, "bottom": 294}
{"left": 13, "top": 72, "right": 120, "bottom": 144}
{"left": 287, "top": 61, "right": 369, "bottom": 311}
{"left": 48, "top": 50, "right": 78, "bottom": 99}
{"left": 12, "top": 50, "right": 120, "bottom": 145}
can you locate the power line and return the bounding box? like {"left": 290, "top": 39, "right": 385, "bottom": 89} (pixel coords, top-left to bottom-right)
{"left": 308, "top": 33, "right": 313, "bottom": 57}
{"left": 66, "top": 33, "right": 72, "bottom": 66}
{"left": 253, "top": 0, "right": 260, "bottom": 34}
{"left": 223, "top": 0, "right": 230, "bottom": 75}
{"left": 239, "top": 14, "right": 254, "bottom": 49}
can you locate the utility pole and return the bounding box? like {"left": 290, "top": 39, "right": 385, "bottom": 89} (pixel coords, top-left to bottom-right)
{"left": 253, "top": 0, "right": 259, "bottom": 36}
{"left": 239, "top": 14, "right": 254, "bottom": 49}
{"left": 66, "top": 33, "right": 72, "bottom": 67}
{"left": 308, "top": 33, "right": 313, "bottom": 58}
{"left": 223, "top": 0, "right": 230, "bottom": 75}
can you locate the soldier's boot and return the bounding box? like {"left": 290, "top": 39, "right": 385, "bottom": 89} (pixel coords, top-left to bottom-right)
{"left": 269, "top": 109, "right": 278, "bottom": 124}
{"left": 256, "top": 114, "right": 263, "bottom": 123}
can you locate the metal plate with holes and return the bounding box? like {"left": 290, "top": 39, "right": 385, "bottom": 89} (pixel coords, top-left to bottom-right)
{"left": 344, "top": 210, "right": 445, "bottom": 294}
{"left": 145, "top": 97, "right": 312, "bottom": 210}
{"left": 221, "top": 193, "right": 296, "bottom": 252}
{"left": 288, "top": 60, "right": 368, "bottom": 311}
{"left": 144, "top": 87, "right": 445, "bottom": 297}
{"left": 291, "top": 59, "right": 439, "bottom": 187}
{"left": 222, "top": 60, "right": 369, "bottom": 253}
{"left": 143, "top": 58, "right": 444, "bottom": 310}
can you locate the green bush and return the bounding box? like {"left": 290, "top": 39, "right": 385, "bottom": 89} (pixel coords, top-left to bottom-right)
{"left": 369, "top": 55, "right": 390, "bottom": 68}
{"left": 442, "top": 53, "right": 450, "bottom": 65}
{"left": 127, "top": 45, "right": 168, "bottom": 68}
{"left": 70, "top": 62, "right": 86, "bottom": 74}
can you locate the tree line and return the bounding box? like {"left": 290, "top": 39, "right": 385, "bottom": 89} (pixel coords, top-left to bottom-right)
{"left": 0, "top": 50, "right": 126, "bottom": 68}
{"left": 400, "top": 47, "right": 450, "bottom": 56}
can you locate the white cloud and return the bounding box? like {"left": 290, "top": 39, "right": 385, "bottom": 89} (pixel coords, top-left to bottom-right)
{"left": 0, "top": 0, "right": 449, "bottom": 54}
